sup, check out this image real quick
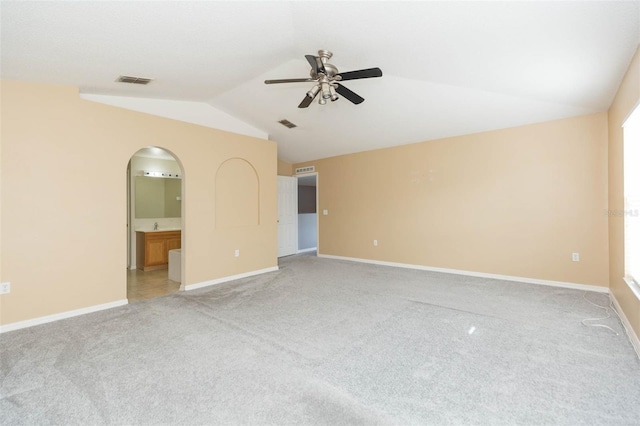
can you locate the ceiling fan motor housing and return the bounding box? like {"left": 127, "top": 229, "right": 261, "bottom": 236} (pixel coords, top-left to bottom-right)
{"left": 323, "top": 64, "right": 339, "bottom": 78}
{"left": 310, "top": 50, "right": 339, "bottom": 80}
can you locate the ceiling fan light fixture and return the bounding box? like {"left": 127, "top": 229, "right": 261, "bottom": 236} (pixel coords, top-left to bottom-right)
{"left": 319, "top": 97, "right": 327, "bottom": 105}
{"left": 321, "top": 82, "right": 331, "bottom": 100}
{"left": 329, "top": 85, "right": 339, "bottom": 101}
{"left": 307, "top": 85, "right": 320, "bottom": 99}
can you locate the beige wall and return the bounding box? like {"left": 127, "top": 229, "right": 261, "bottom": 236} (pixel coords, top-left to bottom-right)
{"left": 608, "top": 45, "right": 640, "bottom": 337}
{"left": 295, "top": 113, "right": 609, "bottom": 287}
{"left": 0, "top": 80, "right": 277, "bottom": 326}
{"left": 277, "top": 159, "right": 292, "bottom": 176}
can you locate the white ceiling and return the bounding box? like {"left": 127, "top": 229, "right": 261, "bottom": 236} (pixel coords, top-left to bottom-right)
{"left": 2, "top": 1, "right": 639, "bottom": 163}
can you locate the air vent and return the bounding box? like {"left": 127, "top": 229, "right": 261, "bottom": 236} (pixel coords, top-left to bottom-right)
{"left": 278, "top": 119, "right": 297, "bottom": 129}
{"left": 116, "top": 75, "right": 153, "bottom": 85}
{"left": 295, "top": 166, "right": 315, "bottom": 174}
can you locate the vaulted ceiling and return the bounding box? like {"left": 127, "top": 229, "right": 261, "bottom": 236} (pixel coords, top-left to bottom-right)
{"left": 2, "top": 1, "right": 639, "bottom": 163}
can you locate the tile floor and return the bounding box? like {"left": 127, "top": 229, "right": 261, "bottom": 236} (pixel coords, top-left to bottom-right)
{"left": 127, "top": 268, "right": 180, "bottom": 302}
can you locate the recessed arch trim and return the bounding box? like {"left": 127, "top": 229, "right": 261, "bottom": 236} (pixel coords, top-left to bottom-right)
{"left": 215, "top": 157, "right": 260, "bottom": 228}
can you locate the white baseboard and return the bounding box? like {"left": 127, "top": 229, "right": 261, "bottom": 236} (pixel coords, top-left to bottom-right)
{"left": 0, "top": 299, "right": 128, "bottom": 334}
{"left": 297, "top": 247, "right": 317, "bottom": 254}
{"left": 318, "top": 254, "right": 609, "bottom": 293}
{"left": 610, "top": 292, "right": 640, "bottom": 360}
{"left": 185, "top": 266, "right": 279, "bottom": 291}
{"left": 1, "top": 266, "right": 280, "bottom": 333}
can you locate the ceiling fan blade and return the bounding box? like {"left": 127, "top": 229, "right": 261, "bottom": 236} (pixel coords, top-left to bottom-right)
{"left": 337, "top": 67, "right": 383, "bottom": 81}
{"left": 334, "top": 83, "right": 364, "bottom": 105}
{"left": 265, "top": 78, "right": 315, "bottom": 84}
{"left": 298, "top": 91, "right": 318, "bottom": 108}
{"left": 305, "top": 54, "right": 325, "bottom": 75}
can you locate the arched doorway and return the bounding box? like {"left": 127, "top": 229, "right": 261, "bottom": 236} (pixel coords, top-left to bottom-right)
{"left": 126, "top": 147, "right": 184, "bottom": 302}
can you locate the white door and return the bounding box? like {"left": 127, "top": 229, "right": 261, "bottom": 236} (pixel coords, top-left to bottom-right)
{"left": 278, "top": 176, "right": 298, "bottom": 257}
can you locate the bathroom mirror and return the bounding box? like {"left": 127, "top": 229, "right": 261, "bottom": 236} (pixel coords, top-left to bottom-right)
{"left": 135, "top": 176, "right": 182, "bottom": 218}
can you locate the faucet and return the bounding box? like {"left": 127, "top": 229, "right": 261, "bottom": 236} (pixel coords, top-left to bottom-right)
{"left": 153, "top": 222, "right": 159, "bottom": 230}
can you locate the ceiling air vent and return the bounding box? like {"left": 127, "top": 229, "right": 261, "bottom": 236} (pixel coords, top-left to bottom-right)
{"left": 116, "top": 75, "right": 153, "bottom": 85}
{"left": 295, "top": 166, "right": 315, "bottom": 174}
{"left": 278, "top": 119, "right": 297, "bottom": 129}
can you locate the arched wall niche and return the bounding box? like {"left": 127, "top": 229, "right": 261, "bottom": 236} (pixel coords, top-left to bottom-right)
{"left": 215, "top": 157, "right": 260, "bottom": 228}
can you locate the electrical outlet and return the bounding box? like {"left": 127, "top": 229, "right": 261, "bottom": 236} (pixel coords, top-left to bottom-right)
{"left": 373, "top": 239, "right": 378, "bottom": 246}
{"left": 323, "top": 209, "right": 328, "bottom": 216}
{"left": 572, "top": 252, "right": 580, "bottom": 262}
{"left": 234, "top": 249, "right": 240, "bottom": 257}
{"left": 0, "top": 282, "right": 10, "bottom": 295}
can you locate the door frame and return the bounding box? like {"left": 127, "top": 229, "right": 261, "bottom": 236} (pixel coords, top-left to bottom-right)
{"left": 277, "top": 175, "right": 299, "bottom": 257}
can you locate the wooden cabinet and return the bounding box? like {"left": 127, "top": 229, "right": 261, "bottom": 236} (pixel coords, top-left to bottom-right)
{"left": 136, "top": 230, "right": 181, "bottom": 271}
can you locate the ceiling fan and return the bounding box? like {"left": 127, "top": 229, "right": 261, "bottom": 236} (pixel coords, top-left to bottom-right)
{"left": 264, "top": 50, "right": 383, "bottom": 108}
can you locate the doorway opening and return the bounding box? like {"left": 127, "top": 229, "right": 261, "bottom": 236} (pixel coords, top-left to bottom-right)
{"left": 126, "top": 147, "right": 184, "bottom": 302}
{"left": 297, "top": 173, "right": 317, "bottom": 255}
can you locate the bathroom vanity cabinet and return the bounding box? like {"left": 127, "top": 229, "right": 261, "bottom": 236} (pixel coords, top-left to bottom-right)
{"left": 136, "top": 230, "right": 181, "bottom": 271}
